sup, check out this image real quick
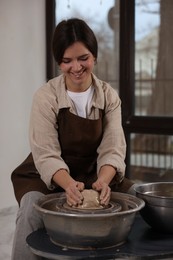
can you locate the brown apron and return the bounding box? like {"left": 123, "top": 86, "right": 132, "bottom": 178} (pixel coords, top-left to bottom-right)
{"left": 11, "top": 108, "right": 133, "bottom": 205}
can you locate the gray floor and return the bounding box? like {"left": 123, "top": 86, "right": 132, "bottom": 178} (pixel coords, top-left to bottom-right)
{"left": 0, "top": 206, "right": 17, "bottom": 260}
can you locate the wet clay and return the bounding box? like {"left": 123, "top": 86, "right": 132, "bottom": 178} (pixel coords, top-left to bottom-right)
{"left": 75, "top": 189, "right": 103, "bottom": 209}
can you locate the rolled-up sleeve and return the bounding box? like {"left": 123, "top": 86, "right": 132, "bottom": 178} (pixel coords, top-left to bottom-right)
{"left": 96, "top": 86, "right": 126, "bottom": 183}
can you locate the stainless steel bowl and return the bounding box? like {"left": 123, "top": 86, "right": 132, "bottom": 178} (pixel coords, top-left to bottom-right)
{"left": 34, "top": 192, "right": 144, "bottom": 249}
{"left": 135, "top": 182, "right": 173, "bottom": 233}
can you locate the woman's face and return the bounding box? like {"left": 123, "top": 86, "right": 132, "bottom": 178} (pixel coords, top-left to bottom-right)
{"left": 59, "top": 41, "right": 95, "bottom": 92}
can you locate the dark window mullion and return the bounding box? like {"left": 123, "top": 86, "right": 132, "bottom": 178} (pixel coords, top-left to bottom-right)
{"left": 119, "top": 0, "right": 135, "bottom": 177}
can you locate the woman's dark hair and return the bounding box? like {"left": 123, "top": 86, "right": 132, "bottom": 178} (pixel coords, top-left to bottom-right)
{"left": 52, "top": 18, "right": 98, "bottom": 65}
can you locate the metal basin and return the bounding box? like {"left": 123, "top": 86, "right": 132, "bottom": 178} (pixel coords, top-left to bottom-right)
{"left": 34, "top": 192, "right": 144, "bottom": 249}
{"left": 135, "top": 182, "right": 173, "bottom": 233}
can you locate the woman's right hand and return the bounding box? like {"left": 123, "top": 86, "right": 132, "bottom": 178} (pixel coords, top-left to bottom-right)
{"left": 52, "top": 169, "right": 84, "bottom": 206}
{"left": 65, "top": 181, "right": 84, "bottom": 206}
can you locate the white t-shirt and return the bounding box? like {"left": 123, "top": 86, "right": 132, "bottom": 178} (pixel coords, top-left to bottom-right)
{"left": 67, "top": 85, "right": 94, "bottom": 118}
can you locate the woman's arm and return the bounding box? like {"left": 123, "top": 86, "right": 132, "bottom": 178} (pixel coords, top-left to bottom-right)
{"left": 29, "top": 83, "right": 70, "bottom": 189}
{"left": 97, "top": 85, "right": 126, "bottom": 183}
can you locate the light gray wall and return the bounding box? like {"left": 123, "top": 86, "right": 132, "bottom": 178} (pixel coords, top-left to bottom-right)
{"left": 0, "top": 0, "right": 46, "bottom": 209}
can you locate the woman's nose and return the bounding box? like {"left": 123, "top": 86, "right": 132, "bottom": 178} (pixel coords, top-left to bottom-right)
{"left": 72, "top": 60, "right": 81, "bottom": 71}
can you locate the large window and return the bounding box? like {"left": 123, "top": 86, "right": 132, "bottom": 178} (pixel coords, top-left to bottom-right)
{"left": 135, "top": 1, "right": 173, "bottom": 117}
{"left": 47, "top": 0, "right": 173, "bottom": 183}
{"left": 130, "top": 0, "right": 173, "bottom": 183}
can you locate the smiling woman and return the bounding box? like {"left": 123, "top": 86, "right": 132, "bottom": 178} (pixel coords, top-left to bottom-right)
{"left": 11, "top": 17, "right": 135, "bottom": 259}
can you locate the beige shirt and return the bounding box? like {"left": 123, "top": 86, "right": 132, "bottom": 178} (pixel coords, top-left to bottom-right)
{"left": 29, "top": 73, "right": 126, "bottom": 189}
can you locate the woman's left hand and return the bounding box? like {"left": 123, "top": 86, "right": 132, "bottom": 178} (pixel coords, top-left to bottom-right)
{"left": 92, "top": 180, "right": 111, "bottom": 206}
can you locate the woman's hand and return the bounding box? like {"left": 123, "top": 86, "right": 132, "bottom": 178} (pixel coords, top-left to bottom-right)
{"left": 52, "top": 169, "right": 84, "bottom": 206}
{"left": 92, "top": 165, "right": 116, "bottom": 205}
{"left": 92, "top": 180, "right": 111, "bottom": 206}
{"left": 65, "top": 181, "right": 85, "bottom": 206}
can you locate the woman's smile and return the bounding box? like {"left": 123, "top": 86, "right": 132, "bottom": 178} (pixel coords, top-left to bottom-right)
{"left": 70, "top": 68, "right": 85, "bottom": 79}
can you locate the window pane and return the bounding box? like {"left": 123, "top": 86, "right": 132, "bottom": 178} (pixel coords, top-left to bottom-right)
{"left": 135, "top": 0, "right": 173, "bottom": 117}
{"left": 130, "top": 133, "right": 173, "bottom": 182}
{"left": 55, "top": 0, "right": 119, "bottom": 91}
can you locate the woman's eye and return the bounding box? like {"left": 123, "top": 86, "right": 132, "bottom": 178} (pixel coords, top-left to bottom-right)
{"left": 79, "top": 56, "right": 88, "bottom": 61}
{"left": 62, "top": 60, "right": 70, "bottom": 64}
{"left": 62, "top": 55, "right": 89, "bottom": 63}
